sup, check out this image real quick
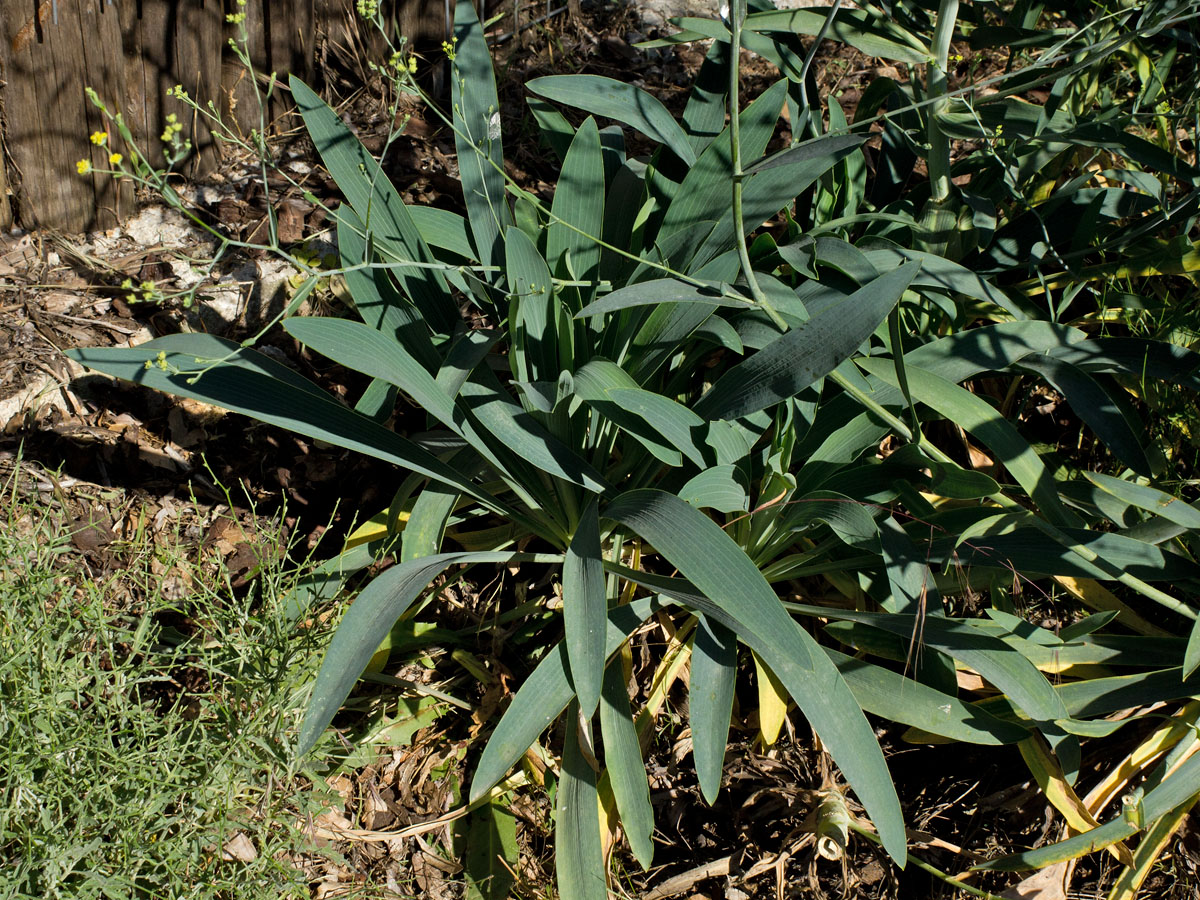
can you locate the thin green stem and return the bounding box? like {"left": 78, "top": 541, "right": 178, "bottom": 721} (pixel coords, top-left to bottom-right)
{"left": 795, "top": 0, "right": 843, "bottom": 141}
{"left": 927, "top": 0, "right": 960, "bottom": 204}
{"left": 829, "top": 369, "right": 914, "bottom": 441}
{"left": 729, "top": 0, "right": 786, "bottom": 332}
{"left": 847, "top": 822, "right": 1006, "bottom": 900}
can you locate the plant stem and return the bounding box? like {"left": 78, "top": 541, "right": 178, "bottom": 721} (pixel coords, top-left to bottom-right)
{"left": 796, "top": 0, "right": 843, "bottom": 141}
{"left": 927, "top": 0, "right": 959, "bottom": 204}
{"left": 847, "top": 821, "right": 1006, "bottom": 899}
{"left": 729, "top": 0, "right": 787, "bottom": 332}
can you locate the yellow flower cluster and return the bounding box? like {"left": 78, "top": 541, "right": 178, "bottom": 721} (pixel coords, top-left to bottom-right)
{"left": 143, "top": 350, "right": 170, "bottom": 372}
{"left": 76, "top": 159, "right": 91, "bottom": 175}
{"left": 388, "top": 51, "right": 419, "bottom": 74}
{"left": 161, "top": 113, "right": 184, "bottom": 143}
{"left": 89, "top": 131, "right": 108, "bottom": 146}
{"left": 226, "top": 0, "right": 247, "bottom": 24}
{"left": 109, "top": 152, "right": 123, "bottom": 166}
{"left": 443, "top": 37, "right": 457, "bottom": 61}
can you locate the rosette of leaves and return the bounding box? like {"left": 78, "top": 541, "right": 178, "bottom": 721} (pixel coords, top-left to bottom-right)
{"left": 67, "top": 1, "right": 1200, "bottom": 895}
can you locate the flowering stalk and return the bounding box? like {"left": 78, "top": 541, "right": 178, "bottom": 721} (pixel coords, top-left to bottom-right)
{"left": 728, "top": 0, "right": 786, "bottom": 331}
{"left": 927, "top": 0, "right": 960, "bottom": 204}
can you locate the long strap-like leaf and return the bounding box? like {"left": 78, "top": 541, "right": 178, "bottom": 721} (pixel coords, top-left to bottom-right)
{"left": 602, "top": 488, "right": 907, "bottom": 865}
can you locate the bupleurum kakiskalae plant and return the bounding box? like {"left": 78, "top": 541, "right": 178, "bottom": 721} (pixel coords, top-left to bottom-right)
{"left": 69, "top": 0, "right": 1200, "bottom": 895}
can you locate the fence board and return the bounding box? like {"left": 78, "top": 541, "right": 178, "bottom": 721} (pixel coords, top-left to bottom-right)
{"left": 1, "top": 114, "right": 11, "bottom": 231}
{"left": 120, "top": 0, "right": 224, "bottom": 174}
{"left": 1, "top": 0, "right": 132, "bottom": 231}
{"left": 0, "top": 0, "right": 458, "bottom": 232}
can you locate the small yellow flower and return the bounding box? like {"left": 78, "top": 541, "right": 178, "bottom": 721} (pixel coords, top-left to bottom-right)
{"left": 76, "top": 159, "right": 92, "bottom": 175}
{"left": 408, "top": 56, "right": 418, "bottom": 74}
{"left": 90, "top": 131, "right": 108, "bottom": 146}
{"left": 108, "top": 152, "right": 123, "bottom": 166}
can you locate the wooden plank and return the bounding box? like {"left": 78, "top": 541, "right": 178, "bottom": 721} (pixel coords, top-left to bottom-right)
{"left": 264, "top": 0, "right": 314, "bottom": 126}
{"left": 390, "top": 0, "right": 451, "bottom": 47}
{"left": 120, "top": 0, "right": 223, "bottom": 176}
{"left": 0, "top": 113, "right": 11, "bottom": 231}
{"left": 0, "top": 0, "right": 130, "bottom": 232}
{"left": 0, "top": 0, "right": 444, "bottom": 230}
{"left": 223, "top": 0, "right": 314, "bottom": 137}
{"left": 223, "top": 0, "right": 269, "bottom": 137}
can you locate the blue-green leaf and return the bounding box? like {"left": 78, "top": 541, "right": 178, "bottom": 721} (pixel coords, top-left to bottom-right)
{"left": 603, "top": 489, "right": 906, "bottom": 864}
{"left": 548, "top": 117, "right": 605, "bottom": 307}
{"left": 65, "top": 335, "right": 507, "bottom": 515}
{"left": 600, "top": 661, "right": 654, "bottom": 867}
{"left": 695, "top": 262, "right": 919, "bottom": 419}
{"left": 564, "top": 500, "right": 607, "bottom": 717}
{"left": 745, "top": 8, "right": 930, "bottom": 64}
{"left": 507, "top": 226, "right": 561, "bottom": 384}
{"left": 658, "top": 80, "right": 789, "bottom": 244}
{"left": 679, "top": 466, "right": 751, "bottom": 513}
{"left": 452, "top": 0, "right": 512, "bottom": 272}
{"left": 690, "top": 615, "right": 738, "bottom": 803}
{"left": 527, "top": 75, "right": 697, "bottom": 166}
{"left": 300, "top": 551, "right": 560, "bottom": 753}
{"left": 557, "top": 704, "right": 607, "bottom": 900}
{"left": 471, "top": 598, "right": 662, "bottom": 801}
{"left": 291, "top": 77, "right": 456, "bottom": 332}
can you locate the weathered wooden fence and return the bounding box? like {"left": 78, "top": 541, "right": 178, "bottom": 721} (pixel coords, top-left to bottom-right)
{"left": 0, "top": 0, "right": 449, "bottom": 233}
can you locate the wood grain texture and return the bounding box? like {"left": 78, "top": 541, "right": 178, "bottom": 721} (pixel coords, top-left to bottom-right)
{"left": 0, "top": 0, "right": 131, "bottom": 231}
{"left": 0, "top": 0, "right": 442, "bottom": 230}
{"left": 122, "top": 0, "right": 223, "bottom": 174}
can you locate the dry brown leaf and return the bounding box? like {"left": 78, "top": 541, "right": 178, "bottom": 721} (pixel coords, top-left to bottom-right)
{"left": 222, "top": 831, "right": 258, "bottom": 862}
{"left": 999, "top": 862, "right": 1071, "bottom": 900}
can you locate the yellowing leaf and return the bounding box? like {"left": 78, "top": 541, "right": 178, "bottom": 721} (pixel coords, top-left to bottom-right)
{"left": 753, "top": 652, "right": 789, "bottom": 747}
{"left": 1019, "top": 735, "right": 1133, "bottom": 866}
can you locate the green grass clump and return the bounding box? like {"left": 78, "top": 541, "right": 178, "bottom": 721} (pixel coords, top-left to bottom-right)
{"left": 0, "top": 464, "right": 333, "bottom": 900}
